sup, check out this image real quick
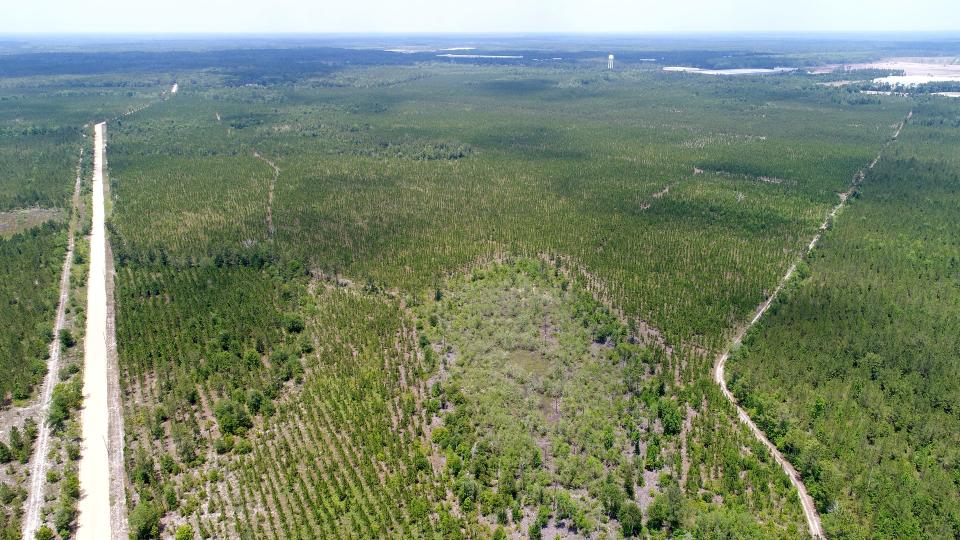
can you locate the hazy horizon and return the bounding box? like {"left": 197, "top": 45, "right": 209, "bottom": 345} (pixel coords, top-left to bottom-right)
{"left": 5, "top": 0, "right": 960, "bottom": 35}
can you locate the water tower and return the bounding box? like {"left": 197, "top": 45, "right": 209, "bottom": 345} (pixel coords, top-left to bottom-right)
{"left": 608, "top": 54, "right": 615, "bottom": 70}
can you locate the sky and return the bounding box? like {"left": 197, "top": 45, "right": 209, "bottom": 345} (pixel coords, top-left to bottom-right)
{"left": 3, "top": 0, "right": 960, "bottom": 34}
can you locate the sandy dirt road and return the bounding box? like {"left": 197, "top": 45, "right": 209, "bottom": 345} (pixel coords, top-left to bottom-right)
{"left": 21, "top": 150, "right": 84, "bottom": 540}
{"left": 77, "top": 122, "right": 112, "bottom": 540}
{"left": 713, "top": 111, "right": 911, "bottom": 539}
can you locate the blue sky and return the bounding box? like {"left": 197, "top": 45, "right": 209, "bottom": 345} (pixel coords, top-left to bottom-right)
{"left": 4, "top": 0, "right": 960, "bottom": 34}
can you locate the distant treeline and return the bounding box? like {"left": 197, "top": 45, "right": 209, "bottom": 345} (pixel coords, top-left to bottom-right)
{"left": 0, "top": 46, "right": 874, "bottom": 83}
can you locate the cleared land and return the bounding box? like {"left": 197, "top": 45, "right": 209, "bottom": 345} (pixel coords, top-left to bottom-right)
{"left": 0, "top": 207, "right": 63, "bottom": 237}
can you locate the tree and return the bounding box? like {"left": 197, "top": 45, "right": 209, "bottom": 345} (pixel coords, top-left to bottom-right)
{"left": 9, "top": 427, "right": 23, "bottom": 455}
{"left": 692, "top": 509, "right": 766, "bottom": 539}
{"left": 282, "top": 313, "right": 304, "bottom": 333}
{"left": 659, "top": 398, "right": 683, "bottom": 436}
{"left": 600, "top": 477, "right": 624, "bottom": 517}
{"left": 59, "top": 329, "right": 76, "bottom": 348}
{"left": 648, "top": 484, "right": 686, "bottom": 532}
{"left": 171, "top": 423, "right": 198, "bottom": 464}
{"left": 556, "top": 490, "right": 577, "bottom": 520}
{"left": 129, "top": 502, "right": 161, "bottom": 540}
{"left": 34, "top": 526, "right": 55, "bottom": 540}
{"left": 619, "top": 501, "right": 644, "bottom": 537}
{"left": 213, "top": 399, "right": 251, "bottom": 435}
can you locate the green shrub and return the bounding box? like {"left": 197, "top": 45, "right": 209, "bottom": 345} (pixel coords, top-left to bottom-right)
{"left": 174, "top": 524, "right": 194, "bottom": 540}
{"left": 129, "top": 501, "right": 162, "bottom": 540}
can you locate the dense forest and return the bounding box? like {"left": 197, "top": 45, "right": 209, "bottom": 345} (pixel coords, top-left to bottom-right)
{"left": 0, "top": 222, "right": 67, "bottom": 401}
{"left": 102, "top": 60, "right": 910, "bottom": 538}
{"left": 0, "top": 40, "right": 958, "bottom": 539}
{"left": 0, "top": 73, "right": 166, "bottom": 402}
{"left": 728, "top": 101, "right": 960, "bottom": 539}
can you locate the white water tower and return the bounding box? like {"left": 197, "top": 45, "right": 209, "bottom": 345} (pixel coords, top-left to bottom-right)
{"left": 608, "top": 54, "right": 614, "bottom": 70}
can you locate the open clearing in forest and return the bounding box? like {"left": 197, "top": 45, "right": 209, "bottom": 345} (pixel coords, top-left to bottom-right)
{"left": 0, "top": 207, "right": 62, "bottom": 237}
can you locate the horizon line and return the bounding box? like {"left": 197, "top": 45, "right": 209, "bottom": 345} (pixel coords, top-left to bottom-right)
{"left": 3, "top": 30, "right": 960, "bottom": 37}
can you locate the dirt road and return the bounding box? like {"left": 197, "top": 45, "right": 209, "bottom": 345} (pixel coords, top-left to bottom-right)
{"left": 21, "top": 149, "right": 84, "bottom": 540}
{"left": 713, "top": 110, "right": 911, "bottom": 539}
{"left": 77, "top": 122, "right": 112, "bottom": 540}
{"left": 253, "top": 151, "right": 280, "bottom": 238}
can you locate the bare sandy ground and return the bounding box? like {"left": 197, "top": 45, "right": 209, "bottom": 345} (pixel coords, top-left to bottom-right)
{"left": 663, "top": 66, "right": 795, "bottom": 76}
{"left": 713, "top": 110, "right": 912, "bottom": 539}
{"left": 838, "top": 57, "right": 960, "bottom": 86}
{"left": 0, "top": 207, "right": 62, "bottom": 237}
{"left": 21, "top": 150, "right": 83, "bottom": 540}
{"left": 816, "top": 79, "right": 866, "bottom": 87}
{"left": 77, "top": 122, "right": 112, "bottom": 540}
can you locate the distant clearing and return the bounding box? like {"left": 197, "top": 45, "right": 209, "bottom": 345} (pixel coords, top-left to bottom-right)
{"left": 830, "top": 57, "right": 960, "bottom": 86}
{"left": 0, "top": 207, "right": 62, "bottom": 237}
{"left": 663, "top": 66, "right": 795, "bottom": 76}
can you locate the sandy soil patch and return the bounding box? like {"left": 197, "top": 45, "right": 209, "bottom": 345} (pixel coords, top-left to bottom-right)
{"left": 816, "top": 80, "right": 866, "bottom": 87}
{"left": 831, "top": 57, "right": 960, "bottom": 86}
{"left": 0, "top": 207, "right": 62, "bottom": 237}
{"left": 664, "top": 66, "right": 794, "bottom": 76}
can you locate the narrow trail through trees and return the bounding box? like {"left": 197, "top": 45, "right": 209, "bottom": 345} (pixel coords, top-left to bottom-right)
{"left": 713, "top": 110, "right": 912, "bottom": 539}
{"left": 21, "top": 149, "right": 84, "bottom": 540}
{"left": 253, "top": 151, "right": 280, "bottom": 238}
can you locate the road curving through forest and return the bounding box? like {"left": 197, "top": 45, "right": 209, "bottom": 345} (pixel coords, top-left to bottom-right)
{"left": 713, "top": 110, "right": 912, "bottom": 540}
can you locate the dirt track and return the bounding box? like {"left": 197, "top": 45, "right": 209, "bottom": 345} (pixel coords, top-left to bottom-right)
{"left": 253, "top": 150, "right": 280, "bottom": 238}
{"left": 21, "top": 149, "right": 84, "bottom": 540}
{"left": 77, "top": 122, "right": 112, "bottom": 540}
{"left": 713, "top": 110, "right": 912, "bottom": 539}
